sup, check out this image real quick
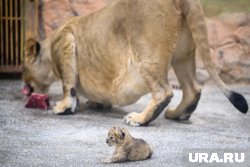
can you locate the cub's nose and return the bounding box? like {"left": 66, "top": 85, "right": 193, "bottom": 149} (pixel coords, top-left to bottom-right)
{"left": 106, "top": 139, "right": 109, "bottom": 144}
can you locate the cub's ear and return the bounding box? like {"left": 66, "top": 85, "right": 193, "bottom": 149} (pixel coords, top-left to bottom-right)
{"left": 25, "top": 38, "right": 41, "bottom": 59}
{"left": 121, "top": 128, "right": 127, "bottom": 138}
{"left": 115, "top": 127, "right": 126, "bottom": 139}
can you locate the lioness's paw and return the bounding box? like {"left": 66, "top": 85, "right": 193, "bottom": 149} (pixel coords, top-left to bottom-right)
{"left": 124, "top": 112, "right": 144, "bottom": 126}
{"left": 165, "top": 107, "right": 191, "bottom": 120}
{"left": 53, "top": 97, "right": 78, "bottom": 115}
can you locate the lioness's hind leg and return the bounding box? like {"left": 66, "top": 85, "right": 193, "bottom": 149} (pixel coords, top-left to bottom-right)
{"left": 52, "top": 33, "right": 79, "bottom": 115}
{"left": 165, "top": 50, "right": 201, "bottom": 120}
{"left": 124, "top": 44, "right": 174, "bottom": 126}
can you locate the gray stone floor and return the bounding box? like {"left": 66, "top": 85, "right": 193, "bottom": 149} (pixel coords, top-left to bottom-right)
{"left": 0, "top": 80, "right": 250, "bottom": 167}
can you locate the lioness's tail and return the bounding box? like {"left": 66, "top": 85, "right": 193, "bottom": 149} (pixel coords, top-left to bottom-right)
{"left": 178, "top": 0, "right": 248, "bottom": 113}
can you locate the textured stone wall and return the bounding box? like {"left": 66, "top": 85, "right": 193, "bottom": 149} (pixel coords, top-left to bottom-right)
{"left": 207, "top": 13, "right": 250, "bottom": 84}
{"left": 41, "top": 1, "right": 250, "bottom": 84}
{"left": 43, "top": 0, "right": 111, "bottom": 35}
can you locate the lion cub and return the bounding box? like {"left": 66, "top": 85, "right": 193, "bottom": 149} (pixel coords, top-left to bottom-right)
{"left": 104, "top": 126, "right": 152, "bottom": 163}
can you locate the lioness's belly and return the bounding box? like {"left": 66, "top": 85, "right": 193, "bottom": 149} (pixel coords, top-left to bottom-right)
{"left": 77, "top": 57, "right": 148, "bottom": 106}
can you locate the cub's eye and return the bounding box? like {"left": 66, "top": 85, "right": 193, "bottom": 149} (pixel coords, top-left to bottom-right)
{"left": 110, "top": 137, "right": 114, "bottom": 140}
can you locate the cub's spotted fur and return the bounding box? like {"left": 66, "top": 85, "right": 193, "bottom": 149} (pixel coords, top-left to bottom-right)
{"left": 104, "top": 126, "right": 152, "bottom": 163}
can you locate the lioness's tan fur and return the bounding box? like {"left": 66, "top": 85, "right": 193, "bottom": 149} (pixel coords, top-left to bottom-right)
{"left": 23, "top": 0, "right": 248, "bottom": 126}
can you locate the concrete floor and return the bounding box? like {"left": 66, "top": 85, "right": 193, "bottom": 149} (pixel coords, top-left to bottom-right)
{"left": 0, "top": 80, "right": 250, "bottom": 167}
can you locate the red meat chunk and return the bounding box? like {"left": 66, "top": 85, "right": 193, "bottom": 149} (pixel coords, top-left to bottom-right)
{"left": 25, "top": 93, "right": 50, "bottom": 110}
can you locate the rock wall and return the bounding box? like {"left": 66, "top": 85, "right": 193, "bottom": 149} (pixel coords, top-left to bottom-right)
{"left": 207, "top": 13, "right": 250, "bottom": 84}
{"left": 41, "top": 0, "right": 250, "bottom": 84}
{"left": 43, "top": 0, "right": 111, "bottom": 35}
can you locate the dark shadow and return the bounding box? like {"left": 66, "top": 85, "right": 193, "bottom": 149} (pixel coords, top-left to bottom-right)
{"left": 0, "top": 73, "right": 21, "bottom": 79}
{"left": 76, "top": 103, "right": 128, "bottom": 119}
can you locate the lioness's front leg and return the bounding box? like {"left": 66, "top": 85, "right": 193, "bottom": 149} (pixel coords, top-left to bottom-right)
{"left": 52, "top": 32, "right": 79, "bottom": 115}
{"left": 53, "top": 88, "right": 79, "bottom": 115}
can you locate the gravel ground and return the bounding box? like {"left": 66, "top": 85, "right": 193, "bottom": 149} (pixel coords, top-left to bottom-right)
{"left": 0, "top": 80, "right": 249, "bottom": 167}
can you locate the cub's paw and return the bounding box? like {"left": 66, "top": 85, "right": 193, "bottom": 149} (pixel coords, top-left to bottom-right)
{"left": 53, "top": 96, "right": 78, "bottom": 115}
{"left": 124, "top": 112, "right": 144, "bottom": 126}
{"left": 102, "top": 158, "right": 113, "bottom": 164}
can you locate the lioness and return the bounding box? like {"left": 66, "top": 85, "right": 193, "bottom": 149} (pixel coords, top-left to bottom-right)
{"left": 23, "top": 0, "right": 248, "bottom": 126}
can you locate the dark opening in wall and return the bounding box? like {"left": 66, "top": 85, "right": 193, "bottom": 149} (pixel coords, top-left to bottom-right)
{"left": 0, "top": 0, "right": 25, "bottom": 73}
